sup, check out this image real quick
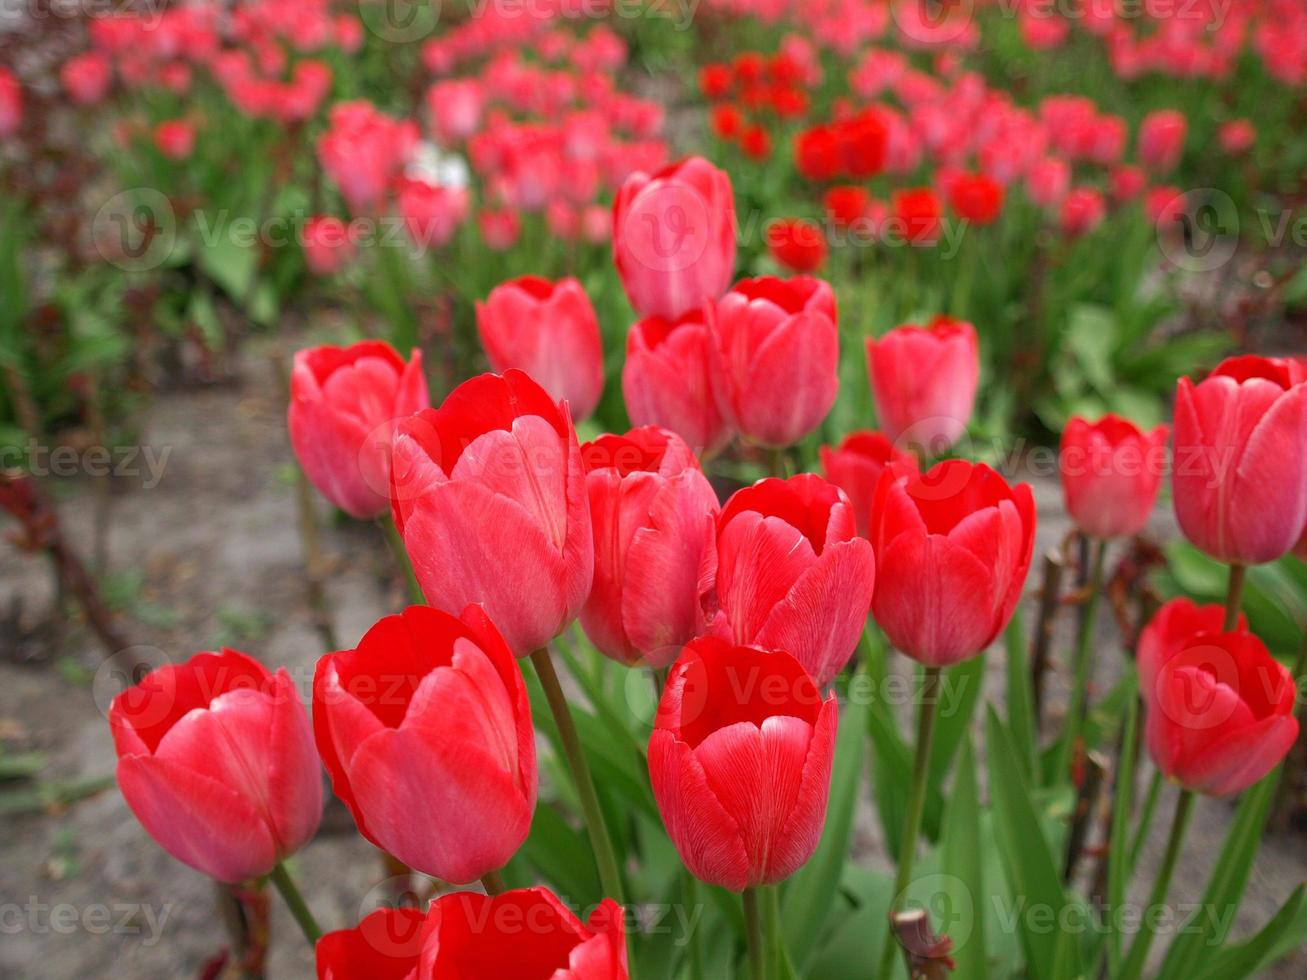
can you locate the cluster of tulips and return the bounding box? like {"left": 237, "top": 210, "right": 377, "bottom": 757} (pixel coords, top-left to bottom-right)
{"left": 103, "top": 153, "right": 1307, "bottom": 978}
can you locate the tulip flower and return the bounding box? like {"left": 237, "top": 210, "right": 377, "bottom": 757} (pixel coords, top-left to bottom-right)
{"left": 711, "top": 276, "right": 839, "bottom": 448}
{"left": 820, "top": 431, "right": 918, "bottom": 539}
{"left": 648, "top": 638, "right": 838, "bottom": 891}
{"left": 426, "top": 79, "right": 484, "bottom": 144}
{"left": 1060, "top": 414, "right": 1169, "bottom": 539}
{"left": 870, "top": 460, "right": 1036, "bottom": 666}
{"left": 61, "top": 51, "right": 112, "bottom": 105}
{"left": 288, "top": 341, "right": 429, "bottom": 520}
{"left": 711, "top": 474, "right": 875, "bottom": 686}
{"left": 1173, "top": 355, "right": 1307, "bottom": 565}
{"left": 1138, "top": 109, "right": 1187, "bottom": 173}
{"left": 1139, "top": 603, "right": 1296, "bottom": 797}
{"left": 317, "top": 101, "right": 418, "bottom": 213}
{"left": 580, "top": 427, "right": 719, "bottom": 668}
{"left": 623, "top": 306, "right": 733, "bottom": 458}
{"left": 1060, "top": 187, "right": 1106, "bottom": 237}
{"left": 317, "top": 907, "right": 425, "bottom": 980}
{"left": 891, "top": 187, "right": 942, "bottom": 245}
{"left": 110, "top": 649, "right": 322, "bottom": 884}
{"left": 415, "top": 888, "right": 627, "bottom": 979}
{"left": 152, "top": 119, "right": 195, "bottom": 160}
{"left": 313, "top": 605, "right": 536, "bottom": 882}
{"left": 397, "top": 178, "right": 470, "bottom": 251}
{"left": 302, "top": 216, "right": 357, "bottom": 276}
{"left": 765, "top": 218, "right": 828, "bottom": 274}
{"left": 476, "top": 276, "right": 605, "bottom": 422}
{"left": 390, "top": 370, "right": 592, "bottom": 655}
{"left": 0, "top": 67, "right": 20, "bottom": 138}
{"left": 612, "top": 156, "right": 735, "bottom": 321}
{"left": 948, "top": 172, "right": 1004, "bottom": 225}
{"left": 866, "top": 316, "right": 979, "bottom": 454}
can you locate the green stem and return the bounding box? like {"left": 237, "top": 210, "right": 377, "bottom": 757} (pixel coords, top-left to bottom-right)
{"left": 743, "top": 886, "right": 766, "bottom": 980}
{"left": 1223, "top": 563, "right": 1246, "bottom": 632}
{"left": 1128, "top": 769, "right": 1165, "bottom": 875}
{"left": 1119, "top": 789, "right": 1195, "bottom": 980}
{"left": 480, "top": 868, "right": 506, "bottom": 896}
{"left": 1059, "top": 538, "right": 1108, "bottom": 780}
{"left": 877, "top": 665, "right": 943, "bottom": 979}
{"left": 682, "top": 869, "right": 705, "bottom": 980}
{"left": 529, "top": 647, "right": 625, "bottom": 905}
{"left": 764, "top": 885, "right": 785, "bottom": 976}
{"left": 268, "top": 862, "right": 321, "bottom": 945}
{"left": 379, "top": 515, "right": 424, "bottom": 605}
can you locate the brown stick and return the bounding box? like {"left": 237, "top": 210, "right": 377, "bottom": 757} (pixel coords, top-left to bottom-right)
{"left": 1030, "top": 547, "right": 1067, "bottom": 730}
{"left": 215, "top": 882, "right": 269, "bottom": 979}
{"left": 1063, "top": 748, "right": 1107, "bottom": 883}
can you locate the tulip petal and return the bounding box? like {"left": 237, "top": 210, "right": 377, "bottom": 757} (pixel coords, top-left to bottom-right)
{"left": 716, "top": 512, "right": 816, "bottom": 645}
{"left": 737, "top": 312, "right": 839, "bottom": 446}
{"left": 264, "top": 671, "right": 323, "bottom": 857}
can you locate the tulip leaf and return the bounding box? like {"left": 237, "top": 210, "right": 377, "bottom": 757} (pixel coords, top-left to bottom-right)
{"left": 1156, "top": 773, "right": 1280, "bottom": 979}
{"left": 1104, "top": 687, "right": 1140, "bottom": 976}
{"left": 929, "top": 654, "right": 986, "bottom": 788}
{"left": 940, "top": 739, "right": 986, "bottom": 980}
{"left": 1003, "top": 614, "right": 1038, "bottom": 783}
{"left": 985, "top": 706, "right": 1081, "bottom": 978}
{"left": 782, "top": 684, "right": 867, "bottom": 968}
{"left": 1190, "top": 884, "right": 1307, "bottom": 980}
{"left": 511, "top": 802, "right": 601, "bottom": 901}
{"left": 804, "top": 875, "right": 895, "bottom": 979}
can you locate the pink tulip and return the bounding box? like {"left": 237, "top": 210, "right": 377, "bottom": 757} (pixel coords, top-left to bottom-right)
{"left": 62, "top": 52, "right": 112, "bottom": 105}
{"left": 613, "top": 156, "right": 735, "bottom": 321}
{"left": 1138, "top": 109, "right": 1187, "bottom": 173}
{"left": 580, "top": 427, "right": 719, "bottom": 667}
{"left": 110, "top": 649, "right": 322, "bottom": 883}
{"left": 1173, "top": 355, "right": 1307, "bottom": 565}
{"left": 390, "top": 371, "right": 593, "bottom": 655}
{"left": 622, "top": 306, "right": 733, "bottom": 458}
{"left": 711, "top": 474, "right": 875, "bottom": 686}
{"left": 0, "top": 67, "right": 22, "bottom": 137}
{"left": 426, "top": 79, "right": 484, "bottom": 143}
{"left": 397, "top": 177, "right": 470, "bottom": 250}
{"left": 866, "top": 316, "right": 978, "bottom": 454}
{"left": 288, "top": 341, "right": 429, "bottom": 519}
{"left": 476, "top": 276, "right": 605, "bottom": 422}
{"left": 711, "top": 276, "right": 839, "bottom": 448}
{"left": 820, "top": 431, "right": 918, "bottom": 539}
{"left": 302, "top": 216, "right": 357, "bottom": 276}
{"left": 153, "top": 119, "right": 195, "bottom": 160}
{"left": 1060, "top": 415, "right": 1169, "bottom": 539}
{"left": 318, "top": 101, "right": 418, "bottom": 213}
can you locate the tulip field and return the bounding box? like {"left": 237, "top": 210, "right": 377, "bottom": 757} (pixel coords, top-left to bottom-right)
{"left": 5, "top": 1, "right": 1307, "bottom": 978}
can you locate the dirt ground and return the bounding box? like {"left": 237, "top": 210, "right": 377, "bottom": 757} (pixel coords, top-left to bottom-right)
{"left": 1, "top": 343, "right": 1304, "bottom": 978}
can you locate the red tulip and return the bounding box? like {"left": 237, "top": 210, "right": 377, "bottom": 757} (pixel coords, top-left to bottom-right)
{"left": 824, "top": 185, "right": 871, "bottom": 227}
{"left": 153, "top": 119, "right": 195, "bottom": 160}
{"left": 891, "top": 187, "right": 942, "bottom": 245}
{"left": 612, "top": 156, "right": 736, "bottom": 321}
{"left": 870, "top": 460, "right": 1036, "bottom": 666}
{"left": 0, "top": 67, "right": 20, "bottom": 138}
{"left": 1139, "top": 601, "right": 1296, "bottom": 797}
{"left": 288, "top": 341, "right": 429, "bottom": 520}
{"left": 580, "top": 428, "right": 720, "bottom": 668}
{"left": 415, "top": 888, "right": 627, "bottom": 979}
{"left": 390, "top": 370, "right": 593, "bottom": 654}
{"left": 622, "top": 306, "right": 734, "bottom": 458}
{"left": 765, "top": 218, "right": 828, "bottom": 274}
{"left": 1173, "top": 355, "right": 1307, "bottom": 565}
{"left": 865, "top": 317, "right": 979, "bottom": 453}
{"left": 948, "top": 172, "right": 1004, "bottom": 225}
{"left": 1060, "top": 187, "right": 1105, "bottom": 237}
{"left": 820, "top": 431, "right": 918, "bottom": 539}
{"left": 711, "top": 474, "right": 875, "bottom": 686}
{"left": 711, "top": 276, "right": 839, "bottom": 448}
{"left": 302, "top": 216, "right": 357, "bottom": 276}
{"left": 649, "top": 638, "right": 838, "bottom": 890}
{"left": 1060, "top": 414, "right": 1169, "bottom": 539}
{"left": 110, "top": 649, "right": 322, "bottom": 884}
{"left": 313, "top": 605, "right": 536, "bottom": 882}
{"left": 1138, "top": 109, "right": 1187, "bottom": 173}
{"left": 62, "top": 51, "right": 112, "bottom": 105}
{"left": 476, "top": 276, "right": 605, "bottom": 422}
{"left": 317, "top": 907, "right": 425, "bottom": 980}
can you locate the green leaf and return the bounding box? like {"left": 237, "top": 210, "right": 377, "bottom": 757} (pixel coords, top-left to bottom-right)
{"left": 1191, "top": 885, "right": 1307, "bottom": 980}
{"left": 782, "top": 685, "right": 867, "bottom": 968}
{"left": 929, "top": 654, "right": 985, "bottom": 786}
{"left": 940, "top": 739, "right": 986, "bottom": 979}
{"left": 985, "top": 707, "right": 1080, "bottom": 978}
{"left": 1003, "top": 613, "right": 1038, "bottom": 782}
{"left": 1105, "top": 690, "right": 1140, "bottom": 975}
{"left": 508, "top": 802, "right": 600, "bottom": 900}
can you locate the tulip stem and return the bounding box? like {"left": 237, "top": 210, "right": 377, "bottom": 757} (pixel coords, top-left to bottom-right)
{"left": 878, "top": 664, "right": 943, "bottom": 979}
{"left": 742, "top": 886, "right": 766, "bottom": 980}
{"left": 269, "top": 862, "right": 321, "bottom": 945}
{"left": 379, "top": 515, "right": 424, "bottom": 606}
{"left": 1119, "top": 789, "right": 1194, "bottom": 980}
{"left": 764, "top": 884, "right": 785, "bottom": 975}
{"left": 480, "top": 869, "right": 506, "bottom": 896}
{"left": 1223, "top": 563, "right": 1246, "bottom": 631}
{"left": 529, "top": 647, "right": 625, "bottom": 905}
{"left": 1059, "top": 538, "right": 1108, "bottom": 781}
{"left": 682, "top": 869, "right": 705, "bottom": 980}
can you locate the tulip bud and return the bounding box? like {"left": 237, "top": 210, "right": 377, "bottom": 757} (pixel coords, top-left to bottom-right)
{"left": 870, "top": 460, "right": 1036, "bottom": 666}
{"left": 711, "top": 276, "right": 839, "bottom": 449}
{"left": 612, "top": 156, "right": 736, "bottom": 321}
{"left": 389, "top": 370, "right": 593, "bottom": 655}
{"left": 819, "top": 431, "right": 918, "bottom": 539}
{"left": 110, "top": 649, "right": 322, "bottom": 884}
{"left": 1059, "top": 414, "right": 1169, "bottom": 539}
{"left": 476, "top": 276, "right": 605, "bottom": 422}
{"left": 288, "top": 341, "right": 429, "bottom": 520}
{"left": 317, "top": 907, "right": 425, "bottom": 980}
{"left": 580, "top": 427, "right": 719, "bottom": 668}
{"left": 649, "top": 638, "right": 838, "bottom": 891}
{"left": 1139, "top": 601, "right": 1296, "bottom": 797}
{"left": 1173, "top": 355, "right": 1307, "bottom": 565}
{"left": 622, "top": 306, "right": 733, "bottom": 458}
{"left": 415, "top": 888, "right": 627, "bottom": 979}
{"left": 313, "top": 605, "right": 536, "bottom": 882}
{"left": 865, "top": 316, "right": 978, "bottom": 454}
{"left": 712, "top": 474, "right": 875, "bottom": 686}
